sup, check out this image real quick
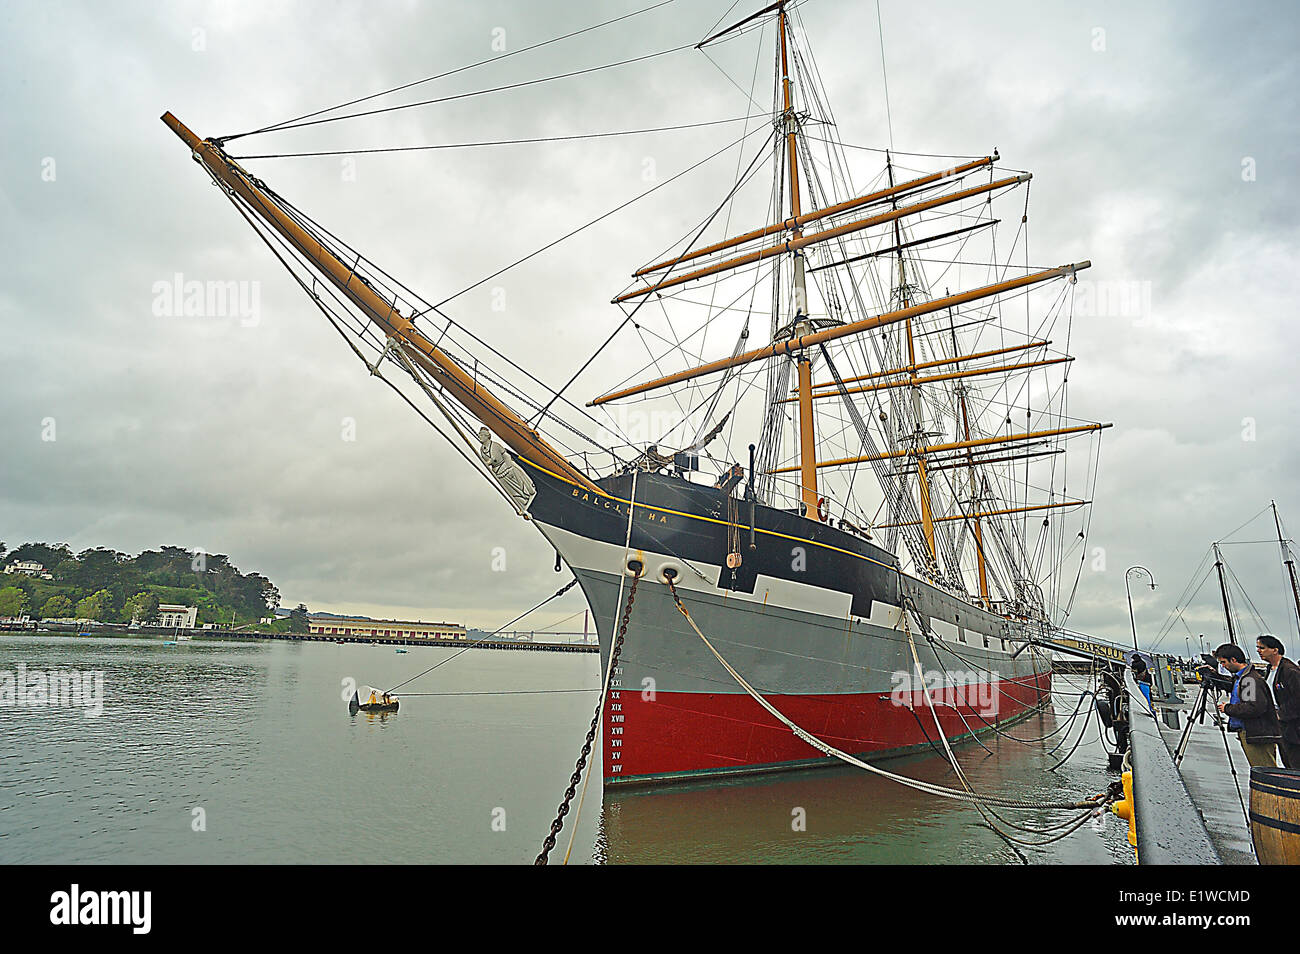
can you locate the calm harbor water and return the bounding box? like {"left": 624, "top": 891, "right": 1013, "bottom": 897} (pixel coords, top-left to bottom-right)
{"left": 1, "top": 634, "right": 1132, "bottom": 864}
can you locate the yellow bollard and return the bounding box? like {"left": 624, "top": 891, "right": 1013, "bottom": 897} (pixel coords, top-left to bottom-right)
{"left": 1111, "top": 770, "right": 1137, "bottom": 854}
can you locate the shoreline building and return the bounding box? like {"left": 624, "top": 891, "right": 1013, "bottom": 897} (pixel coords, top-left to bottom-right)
{"left": 4, "top": 560, "right": 53, "bottom": 580}
{"left": 308, "top": 615, "right": 466, "bottom": 641}
{"left": 157, "top": 604, "right": 198, "bottom": 628}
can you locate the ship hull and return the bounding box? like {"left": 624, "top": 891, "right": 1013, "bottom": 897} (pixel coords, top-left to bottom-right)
{"left": 521, "top": 458, "right": 1053, "bottom": 787}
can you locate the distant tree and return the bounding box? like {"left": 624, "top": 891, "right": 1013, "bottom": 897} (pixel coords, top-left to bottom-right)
{"left": 40, "top": 595, "right": 75, "bottom": 619}
{"left": 260, "top": 578, "right": 281, "bottom": 613}
{"left": 70, "top": 548, "right": 127, "bottom": 589}
{"left": 0, "top": 586, "right": 28, "bottom": 618}
{"left": 2, "top": 542, "right": 288, "bottom": 627}
{"left": 125, "top": 591, "right": 160, "bottom": 624}
{"left": 75, "top": 589, "right": 113, "bottom": 621}
{"left": 7, "top": 542, "right": 73, "bottom": 569}
{"left": 288, "top": 603, "right": 309, "bottom": 633}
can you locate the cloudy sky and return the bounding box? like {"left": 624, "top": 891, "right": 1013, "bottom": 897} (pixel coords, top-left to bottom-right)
{"left": 2, "top": 0, "right": 1298, "bottom": 649}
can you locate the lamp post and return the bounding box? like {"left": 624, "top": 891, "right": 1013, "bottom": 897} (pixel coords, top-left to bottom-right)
{"left": 1125, "top": 565, "right": 1157, "bottom": 653}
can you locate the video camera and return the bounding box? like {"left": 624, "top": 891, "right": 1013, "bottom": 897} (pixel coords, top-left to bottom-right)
{"left": 1193, "top": 652, "right": 1234, "bottom": 692}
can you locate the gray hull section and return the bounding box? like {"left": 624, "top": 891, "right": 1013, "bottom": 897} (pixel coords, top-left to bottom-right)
{"left": 577, "top": 566, "right": 1048, "bottom": 698}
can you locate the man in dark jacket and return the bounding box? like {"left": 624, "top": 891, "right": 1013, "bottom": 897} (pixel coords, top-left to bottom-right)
{"left": 1257, "top": 634, "right": 1300, "bottom": 769}
{"left": 1214, "top": 643, "right": 1280, "bottom": 768}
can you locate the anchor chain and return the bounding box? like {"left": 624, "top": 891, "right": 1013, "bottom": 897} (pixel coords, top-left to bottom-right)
{"left": 534, "top": 570, "right": 640, "bottom": 865}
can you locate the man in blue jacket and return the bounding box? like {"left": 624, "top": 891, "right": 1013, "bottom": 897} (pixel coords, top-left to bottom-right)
{"left": 1214, "top": 643, "right": 1281, "bottom": 768}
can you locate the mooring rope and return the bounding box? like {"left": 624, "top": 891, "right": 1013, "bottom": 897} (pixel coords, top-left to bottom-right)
{"left": 897, "top": 604, "right": 1103, "bottom": 847}
{"left": 385, "top": 579, "right": 578, "bottom": 695}
{"left": 664, "top": 577, "right": 1104, "bottom": 813}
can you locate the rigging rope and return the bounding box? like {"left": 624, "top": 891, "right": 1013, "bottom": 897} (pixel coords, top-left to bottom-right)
{"left": 230, "top": 116, "right": 764, "bottom": 160}
{"left": 230, "top": 152, "right": 635, "bottom": 460}
{"left": 528, "top": 126, "right": 779, "bottom": 426}
{"left": 385, "top": 579, "right": 578, "bottom": 694}
{"left": 219, "top": 0, "right": 678, "bottom": 142}
{"left": 396, "top": 688, "right": 599, "bottom": 697}
{"left": 198, "top": 159, "right": 546, "bottom": 520}
{"left": 898, "top": 600, "right": 1111, "bottom": 847}
{"left": 817, "top": 343, "right": 934, "bottom": 575}
{"left": 443, "top": 125, "right": 772, "bottom": 311}
{"left": 874, "top": 0, "right": 894, "bottom": 151}
{"left": 223, "top": 43, "right": 698, "bottom": 141}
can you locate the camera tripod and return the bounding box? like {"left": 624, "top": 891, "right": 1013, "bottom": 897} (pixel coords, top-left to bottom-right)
{"left": 1172, "top": 678, "right": 1226, "bottom": 767}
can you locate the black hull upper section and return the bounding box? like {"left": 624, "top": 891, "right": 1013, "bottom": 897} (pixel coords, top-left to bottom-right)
{"left": 521, "top": 458, "right": 901, "bottom": 619}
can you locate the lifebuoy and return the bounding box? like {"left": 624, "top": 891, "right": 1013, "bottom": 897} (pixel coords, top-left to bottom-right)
{"left": 816, "top": 496, "right": 828, "bottom": 522}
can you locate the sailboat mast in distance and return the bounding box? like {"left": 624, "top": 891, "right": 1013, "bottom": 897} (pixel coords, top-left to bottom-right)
{"left": 1213, "top": 542, "right": 1238, "bottom": 646}
{"left": 1272, "top": 501, "right": 1300, "bottom": 635}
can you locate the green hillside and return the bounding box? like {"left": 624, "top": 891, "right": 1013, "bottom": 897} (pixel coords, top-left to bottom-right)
{"left": 0, "top": 542, "right": 283, "bottom": 626}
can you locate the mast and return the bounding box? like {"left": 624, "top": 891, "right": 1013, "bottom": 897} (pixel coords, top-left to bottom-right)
{"left": 955, "top": 375, "right": 989, "bottom": 602}
{"left": 610, "top": 2, "right": 1095, "bottom": 601}
{"left": 776, "top": 4, "right": 819, "bottom": 520}
{"left": 1272, "top": 500, "right": 1300, "bottom": 635}
{"left": 953, "top": 374, "right": 989, "bottom": 603}
{"left": 1213, "top": 542, "right": 1238, "bottom": 646}
{"left": 885, "top": 151, "right": 937, "bottom": 563}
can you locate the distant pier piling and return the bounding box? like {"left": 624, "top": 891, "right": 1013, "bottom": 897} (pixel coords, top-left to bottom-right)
{"left": 12, "top": 622, "right": 598, "bottom": 654}
{"left": 206, "top": 630, "right": 599, "bottom": 653}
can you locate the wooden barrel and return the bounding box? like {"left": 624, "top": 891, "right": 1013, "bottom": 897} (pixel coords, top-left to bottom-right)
{"left": 1250, "top": 766, "right": 1300, "bottom": 865}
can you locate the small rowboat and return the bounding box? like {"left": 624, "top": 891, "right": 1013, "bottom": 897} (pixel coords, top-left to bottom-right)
{"left": 1250, "top": 766, "right": 1300, "bottom": 864}
{"left": 350, "top": 687, "right": 399, "bottom": 714}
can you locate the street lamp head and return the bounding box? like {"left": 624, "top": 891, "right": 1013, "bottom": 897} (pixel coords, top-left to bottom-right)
{"left": 1124, "top": 565, "right": 1157, "bottom": 653}
{"left": 1125, "top": 564, "right": 1157, "bottom": 587}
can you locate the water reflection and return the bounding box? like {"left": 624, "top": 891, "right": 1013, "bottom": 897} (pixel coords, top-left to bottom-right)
{"left": 598, "top": 692, "right": 1133, "bottom": 865}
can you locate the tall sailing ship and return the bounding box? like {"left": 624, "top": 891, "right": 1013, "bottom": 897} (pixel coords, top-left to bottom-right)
{"left": 163, "top": 2, "right": 1108, "bottom": 787}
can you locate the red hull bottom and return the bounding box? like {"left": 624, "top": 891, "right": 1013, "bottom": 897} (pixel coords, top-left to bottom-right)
{"left": 604, "top": 670, "right": 1052, "bottom": 785}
